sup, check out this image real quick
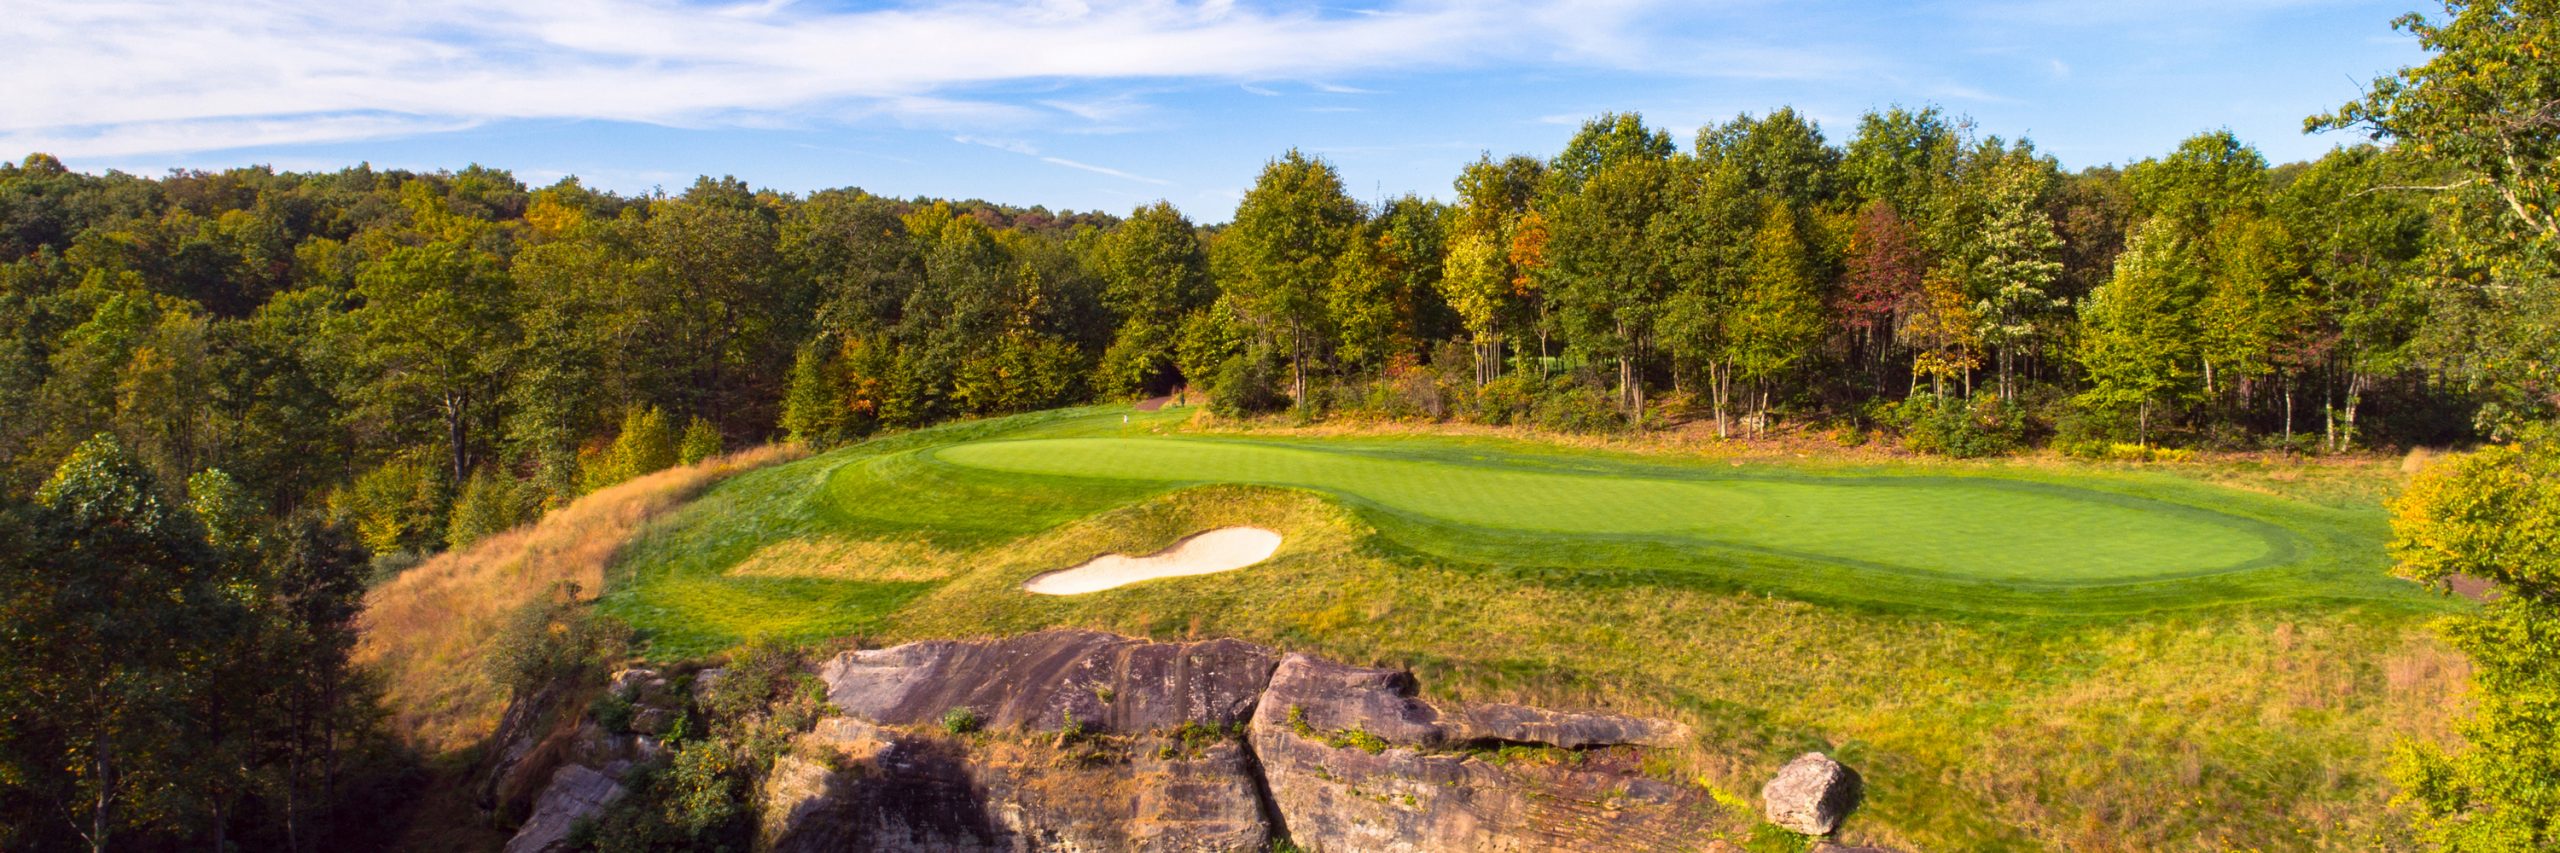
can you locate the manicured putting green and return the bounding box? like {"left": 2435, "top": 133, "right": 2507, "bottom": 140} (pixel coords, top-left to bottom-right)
{"left": 934, "top": 437, "right": 2291, "bottom": 584}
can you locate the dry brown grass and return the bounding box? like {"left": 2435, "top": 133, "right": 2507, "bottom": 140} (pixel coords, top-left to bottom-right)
{"left": 352, "top": 444, "right": 805, "bottom": 755}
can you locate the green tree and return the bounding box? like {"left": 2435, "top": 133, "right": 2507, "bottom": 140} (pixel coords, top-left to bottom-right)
{"left": 1842, "top": 106, "right": 1960, "bottom": 232}
{"left": 1547, "top": 158, "right": 1672, "bottom": 415}
{"left": 446, "top": 466, "right": 533, "bottom": 550}
{"left": 1091, "top": 202, "right": 1210, "bottom": 396}
{"left": 678, "top": 415, "right": 722, "bottom": 465}
{"left": 1694, "top": 107, "right": 1841, "bottom": 211}
{"left": 1549, "top": 112, "right": 1676, "bottom": 191}
{"left": 1226, "top": 150, "right": 1362, "bottom": 404}
{"left": 1971, "top": 153, "right": 2066, "bottom": 400}
{"left": 586, "top": 405, "right": 678, "bottom": 491}
{"left": 2316, "top": 0, "right": 2560, "bottom": 426}
{"left": 1, "top": 435, "right": 230, "bottom": 852}
{"left": 336, "top": 238, "right": 515, "bottom": 488}
{"left": 2275, "top": 145, "right": 2430, "bottom": 449}
{"left": 1442, "top": 154, "right": 1546, "bottom": 385}
{"left": 334, "top": 455, "right": 448, "bottom": 558}
{"left": 2386, "top": 436, "right": 2560, "bottom": 850}
{"left": 2076, "top": 226, "right": 2198, "bottom": 443}
{"left": 1727, "top": 202, "right": 1827, "bottom": 434}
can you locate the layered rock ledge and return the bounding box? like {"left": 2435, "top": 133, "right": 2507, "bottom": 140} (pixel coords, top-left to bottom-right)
{"left": 502, "top": 629, "right": 1867, "bottom": 852}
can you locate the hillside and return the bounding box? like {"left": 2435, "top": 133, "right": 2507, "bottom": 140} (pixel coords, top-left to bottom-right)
{"left": 428, "top": 403, "right": 2470, "bottom": 850}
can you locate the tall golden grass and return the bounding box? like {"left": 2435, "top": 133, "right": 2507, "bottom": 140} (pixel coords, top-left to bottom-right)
{"left": 353, "top": 445, "right": 805, "bottom": 755}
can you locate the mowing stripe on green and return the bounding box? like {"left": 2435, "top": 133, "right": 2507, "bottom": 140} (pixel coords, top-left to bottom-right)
{"left": 933, "top": 437, "right": 2289, "bottom": 584}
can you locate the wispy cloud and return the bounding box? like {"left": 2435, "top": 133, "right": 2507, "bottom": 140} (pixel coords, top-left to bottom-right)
{"left": 954, "top": 134, "right": 1168, "bottom": 185}
{"left": 1039, "top": 155, "right": 1171, "bottom": 185}
{"left": 0, "top": 0, "right": 1719, "bottom": 157}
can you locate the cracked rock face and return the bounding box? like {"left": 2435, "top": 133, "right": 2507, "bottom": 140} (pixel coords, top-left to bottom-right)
{"left": 1249, "top": 653, "right": 1725, "bottom": 852}
{"left": 818, "top": 629, "right": 1279, "bottom": 735}
{"left": 1762, "top": 752, "right": 1863, "bottom": 836}
{"left": 504, "top": 764, "right": 628, "bottom": 853}
{"left": 505, "top": 630, "right": 1847, "bottom": 852}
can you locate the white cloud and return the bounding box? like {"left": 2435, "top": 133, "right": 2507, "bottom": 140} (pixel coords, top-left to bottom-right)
{"left": 1039, "top": 155, "right": 1171, "bottom": 185}
{"left": 2, "top": 0, "right": 1740, "bottom": 157}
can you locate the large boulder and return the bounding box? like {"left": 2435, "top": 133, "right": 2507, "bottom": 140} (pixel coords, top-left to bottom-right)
{"left": 818, "top": 629, "right": 1278, "bottom": 734}
{"left": 1250, "top": 654, "right": 1725, "bottom": 852}
{"left": 758, "top": 716, "right": 1269, "bottom": 852}
{"left": 504, "top": 764, "right": 628, "bottom": 853}
{"left": 1762, "top": 752, "right": 1863, "bottom": 835}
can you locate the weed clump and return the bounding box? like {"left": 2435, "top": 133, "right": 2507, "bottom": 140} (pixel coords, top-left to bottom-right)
{"left": 941, "top": 706, "right": 982, "bottom": 735}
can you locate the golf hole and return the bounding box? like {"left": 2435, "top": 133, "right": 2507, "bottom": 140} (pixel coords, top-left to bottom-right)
{"left": 1023, "top": 527, "right": 1283, "bottom": 595}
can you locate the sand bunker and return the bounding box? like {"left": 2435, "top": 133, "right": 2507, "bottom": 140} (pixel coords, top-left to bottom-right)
{"left": 1023, "top": 527, "right": 1283, "bottom": 595}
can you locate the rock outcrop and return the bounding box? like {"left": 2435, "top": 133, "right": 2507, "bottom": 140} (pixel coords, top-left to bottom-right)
{"left": 1249, "top": 653, "right": 1722, "bottom": 852}
{"left": 755, "top": 715, "right": 1271, "bottom": 852}
{"left": 505, "top": 764, "right": 628, "bottom": 853}
{"left": 496, "top": 668, "right": 679, "bottom": 852}
{"left": 818, "top": 629, "right": 1277, "bottom": 734}
{"left": 1762, "top": 751, "right": 1863, "bottom": 836}
{"left": 498, "top": 631, "right": 1868, "bottom": 851}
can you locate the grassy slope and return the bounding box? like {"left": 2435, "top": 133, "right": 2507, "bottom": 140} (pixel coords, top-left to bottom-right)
{"left": 597, "top": 406, "right": 2468, "bottom": 851}
{"left": 356, "top": 445, "right": 805, "bottom": 755}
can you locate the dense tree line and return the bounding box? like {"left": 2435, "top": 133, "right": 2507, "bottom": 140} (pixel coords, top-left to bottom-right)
{"left": 0, "top": 108, "right": 2510, "bottom": 558}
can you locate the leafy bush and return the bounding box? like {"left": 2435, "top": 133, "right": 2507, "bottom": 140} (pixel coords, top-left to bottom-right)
{"left": 447, "top": 466, "right": 535, "bottom": 550}
{"left": 592, "top": 691, "right": 637, "bottom": 734}
{"left": 1889, "top": 393, "right": 2029, "bottom": 458}
{"left": 1530, "top": 380, "right": 1625, "bottom": 433}
{"left": 2059, "top": 441, "right": 2194, "bottom": 463}
{"left": 583, "top": 405, "right": 679, "bottom": 492}
{"left": 1458, "top": 373, "right": 1539, "bottom": 426}
{"left": 1207, "top": 352, "right": 1289, "bottom": 417}
{"left": 485, "top": 582, "right": 629, "bottom": 700}
{"left": 333, "top": 456, "right": 450, "bottom": 557}
{"left": 940, "top": 706, "right": 981, "bottom": 735}
{"left": 678, "top": 416, "right": 723, "bottom": 466}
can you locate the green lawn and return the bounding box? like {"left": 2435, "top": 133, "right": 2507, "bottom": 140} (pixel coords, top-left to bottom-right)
{"left": 935, "top": 436, "right": 2290, "bottom": 583}
{"left": 595, "top": 404, "right": 2464, "bottom": 850}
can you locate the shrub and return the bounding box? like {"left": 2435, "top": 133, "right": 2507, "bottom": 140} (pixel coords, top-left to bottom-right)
{"left": 1459, "top": 373, "right": 1539, "bottom": 426}
{"left": 941, "top": 706, "right": 982, "bottom": 735}
{"left": 485, "top": 582, "right": 630, "bottom": 701}
{"left": 584, "top": 405, "right": 679, "bottom": 492}
{"left": 446, "top": 466, "right": 535, "bottom": 550}
{"left": 1530, "top": 380, "right": 1625, "bottom": 433}
{"left": 678, "top": 416, "right": 723, "bottom": 466}
{"left": 333, "top": 456, "right": 449, "bottom": 557}
{"left": 1207, "top": 352, "right": 1289, "bottom": 418}
{"left": 1891, "top": 393, "right": 2029, "bottom": 458}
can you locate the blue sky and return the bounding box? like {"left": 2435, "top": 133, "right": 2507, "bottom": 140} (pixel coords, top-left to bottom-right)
{"left": 4, "top": 1, "right": 2426, "bottom": 222}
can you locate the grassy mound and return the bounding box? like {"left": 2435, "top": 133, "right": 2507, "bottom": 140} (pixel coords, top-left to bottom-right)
{"left": 588, "top": 405, "right": 2465, "bottom": 849}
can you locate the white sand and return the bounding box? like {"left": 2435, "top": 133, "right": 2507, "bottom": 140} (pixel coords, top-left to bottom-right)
{"left": 1023, "top": 527, "right": 1284, "bottom": 595}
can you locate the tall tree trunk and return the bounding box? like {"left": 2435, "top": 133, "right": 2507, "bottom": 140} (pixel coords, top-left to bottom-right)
{"left": 1998, "top": 346, "right": 2014, "bottom": 401}
{"left": 88, "top": 746, "right": 111, "bottom": 853}
{"left": 2343, "top": 372, "right": 2365, "bottom": 450}
{"left": 1289, "top": 319, "right": 1307, "bottom": 406}
{"left": 444, "top": 390, "right": 470, "bottom": 486}
{"left": 1711, "top": 361, "right": 1732, "bottom": 439}
{"left": 2282, "top": 374, "right": 2295, "bottom": 445}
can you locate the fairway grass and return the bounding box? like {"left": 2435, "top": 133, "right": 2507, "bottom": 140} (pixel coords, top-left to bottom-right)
{"left": 594, "top": 405, "right": 2466, "bottom": 850}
